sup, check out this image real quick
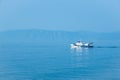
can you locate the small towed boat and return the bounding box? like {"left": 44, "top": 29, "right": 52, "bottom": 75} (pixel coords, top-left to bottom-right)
{"left": 70, "top": 41, "right": 93, "bottom": 48}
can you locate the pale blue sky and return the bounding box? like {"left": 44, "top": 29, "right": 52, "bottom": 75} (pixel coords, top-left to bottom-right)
{"left": 0, "top": 0, "right": 120, "bottom": 32}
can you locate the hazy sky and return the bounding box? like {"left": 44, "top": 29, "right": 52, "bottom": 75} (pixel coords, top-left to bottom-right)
{"left": 0, "top": 0, "right": 120, "bottom": 32}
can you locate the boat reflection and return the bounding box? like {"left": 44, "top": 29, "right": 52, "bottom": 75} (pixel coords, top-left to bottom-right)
{"left": 70, "top": 47, "right": 90, "bottom": 67}
{"left": 70, "top": 47, "right": 89, "bottom": 53}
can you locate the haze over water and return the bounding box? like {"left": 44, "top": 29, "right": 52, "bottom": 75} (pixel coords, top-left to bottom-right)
{"left": 0, "top": 0, "right": 120, "bottom": 80}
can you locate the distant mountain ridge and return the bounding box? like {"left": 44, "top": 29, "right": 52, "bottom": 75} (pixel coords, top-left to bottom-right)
{"left": 0, "top": 29, "right": 120, "bottom": 44}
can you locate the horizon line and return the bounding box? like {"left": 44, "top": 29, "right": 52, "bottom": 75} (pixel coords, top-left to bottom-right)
{"left": 0, "top": 29, "right": 120, "bottom": 33}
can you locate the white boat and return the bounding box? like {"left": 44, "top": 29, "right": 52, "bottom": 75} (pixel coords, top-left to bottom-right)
{"left": 70, "top": 41, "right": 93, "bottom": 48}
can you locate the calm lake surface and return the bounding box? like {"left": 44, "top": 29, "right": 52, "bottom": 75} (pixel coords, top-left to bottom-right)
{"left": 0, "top": 43, "right": 120, "bottom": 80}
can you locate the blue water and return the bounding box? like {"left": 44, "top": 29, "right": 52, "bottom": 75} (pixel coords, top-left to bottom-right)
{"left": 0, "top": 43, "right": 120, "bottom": 80}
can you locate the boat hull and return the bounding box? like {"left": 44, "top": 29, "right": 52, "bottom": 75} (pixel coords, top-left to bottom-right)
{"left": 70, "top": 42, "right": 94, "bottom": 48}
